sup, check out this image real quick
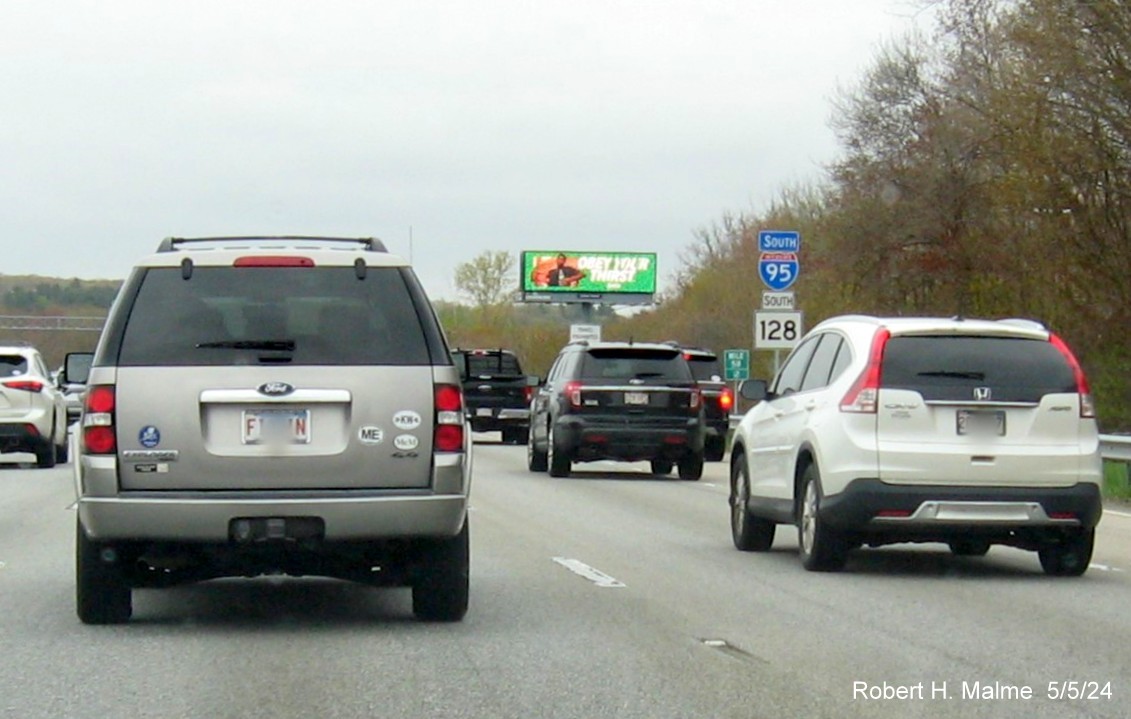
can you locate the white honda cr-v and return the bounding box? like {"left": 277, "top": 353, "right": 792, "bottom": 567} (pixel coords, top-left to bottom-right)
{"left": 729, "top": 315, "right": 1102, "bottom": 575}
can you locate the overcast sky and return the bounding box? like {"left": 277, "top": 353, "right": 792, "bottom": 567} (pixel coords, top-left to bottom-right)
{"left": 1, "top": 1, "right": 927, "bottom": 302}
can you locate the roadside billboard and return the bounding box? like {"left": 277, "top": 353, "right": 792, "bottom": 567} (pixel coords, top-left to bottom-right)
{"left": 519, "top": 250, "right": 657, "bottom": 305}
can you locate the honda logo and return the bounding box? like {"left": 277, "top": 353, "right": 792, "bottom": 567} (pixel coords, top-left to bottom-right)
{"left": 973, "top": 387, "right": 992, "bottom": 401}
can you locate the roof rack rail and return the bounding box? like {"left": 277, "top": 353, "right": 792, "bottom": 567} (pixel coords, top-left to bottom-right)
{"left": 156, "top": 236, "right": 388, "bottom": 253}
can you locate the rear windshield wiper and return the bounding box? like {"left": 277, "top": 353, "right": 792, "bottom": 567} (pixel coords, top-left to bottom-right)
{"left": 196, "top": 339, "right": 296, "bottom": 352}
{"left": 917, "top": 370, "right": 986, "bottom": 380}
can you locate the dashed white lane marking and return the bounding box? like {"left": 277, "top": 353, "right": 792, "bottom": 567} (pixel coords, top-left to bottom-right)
{"left": 1089, "top": 563, "right": 1124, "bottom": 573}
{"left": 552, "top": 557, "right": 626, "bottom": 588}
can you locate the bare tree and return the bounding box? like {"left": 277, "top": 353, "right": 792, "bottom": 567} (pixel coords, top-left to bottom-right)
{"left": 453, "top": 250, "right": 517, "bottom": 308}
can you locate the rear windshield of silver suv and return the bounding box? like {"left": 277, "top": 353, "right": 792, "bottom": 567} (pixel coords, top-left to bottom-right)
{"left": 104, "top": 266, "right": 445, "bottom": 366}
{"left": 881, "top": 336, "right": 1076, "bottom": 402}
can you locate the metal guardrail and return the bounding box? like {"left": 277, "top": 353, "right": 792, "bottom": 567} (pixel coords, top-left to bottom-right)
{"left": 0, "top": 315, "right": 105, "bottom": 331}
{"left": 1101, "top": 434, "right": 1131, "bottom": 462}
{"left": 729, "top": 414, "right": 1131, "bottom": 463}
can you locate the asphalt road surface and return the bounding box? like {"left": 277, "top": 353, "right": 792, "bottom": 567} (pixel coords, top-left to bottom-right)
{"left": 1, "top": 436, "right": 1129, "bottom": 718}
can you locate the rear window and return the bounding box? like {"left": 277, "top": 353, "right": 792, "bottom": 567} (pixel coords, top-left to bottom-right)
{"left": 0, "top": 355, "right": 28, "bottom": 376}
{"left": 579, "top": 348, "right": 692, "bottom": 381}
{"left": 115, "top": 266, "right": 432, "bottom": 366}
{"left": 456, "top": 351, "right": 523, "bottom": 377}
{"left": 685, "top": 355, "right": 722, "bottom": 382}
{"left": 881, "top": 336, "right": 1075, "bottom": 402}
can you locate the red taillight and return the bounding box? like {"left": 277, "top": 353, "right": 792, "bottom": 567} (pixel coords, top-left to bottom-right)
{"left": 523, "top": 385, "right": 535, "bottom": 403}
{"left": 434, "top": 384, "right": 464, "bottom": 452}
{"left": 840, "top": 328, "right": 890, "bottom": 413}
{"left": 718, "top": 387, "right": 734, "bottom": 411}
{"left": 1048, "top": 511, "right": 1078, "bottom": 520}
{"left": 233, "top": 256, "right": 315, "bottom": 267}
{"left": 83, "top": 385, "right": 116, "bottom": 455}
{"left": 564, "top": 381, "right": 582, "bottom": 409}
{"left": 1049, "top": 333, "right": 1095, "bottom": 418}
{"left": 3, "top": 380, "right": 44, "bottom": 393}
{"left": 875, "top": 509, "right": 912, "bottom": 518}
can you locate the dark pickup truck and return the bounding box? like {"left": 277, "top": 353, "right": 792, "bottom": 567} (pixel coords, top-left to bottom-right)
{"left": 450, "top": 348, "right": 537, "bottom": 444}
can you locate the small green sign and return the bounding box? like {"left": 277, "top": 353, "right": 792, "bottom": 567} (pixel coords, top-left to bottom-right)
{"left": 723, "top": 348, "right": 750, "bottom": 381}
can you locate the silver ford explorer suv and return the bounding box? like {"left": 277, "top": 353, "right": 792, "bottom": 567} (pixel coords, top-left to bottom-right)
{"left": 74, "top": 236, "right": 471, "bottom": 624}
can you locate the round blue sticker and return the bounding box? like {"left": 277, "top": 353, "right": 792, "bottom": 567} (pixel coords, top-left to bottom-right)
{"left": 138, "top": 426, "right": 161, "bottom": 448}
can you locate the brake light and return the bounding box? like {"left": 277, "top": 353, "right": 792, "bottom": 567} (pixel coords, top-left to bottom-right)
{"left": 434, "top": 384, "right": 465, "bottom": 452}
{"left": 83, "top": 385, "right": 117, "bottom": 455}
{"left": 2, "top": 380, "right": 44, "bottom": 393}
{"left": 523, "top": 385, "right": 535, "bottom": 404}
{"left": 1049, "top": 333, "right": 1095, "bottom": 418}
{"left": 718, "top": 387, "right": 734, "bottom": 411}
{"left": 564, "top": 381, "right": 583, "bottom": 409}
{"left": 233, "top": 256, "right": 315, "bottom": 267}
{"left": 840, "top": 328, "right": 891, "bottom": 413}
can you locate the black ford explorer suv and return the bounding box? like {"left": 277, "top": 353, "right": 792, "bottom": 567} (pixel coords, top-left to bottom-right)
{"left": 527, "top": 340, "right": 705, "bottom": 480}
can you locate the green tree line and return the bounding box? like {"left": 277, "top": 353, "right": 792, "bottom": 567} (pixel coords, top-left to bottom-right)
{"left": 447, "top": 0, "right": 1131, "bottom": 431}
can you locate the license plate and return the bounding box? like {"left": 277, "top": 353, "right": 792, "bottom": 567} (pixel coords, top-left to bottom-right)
{"left": 625, "top": 392, "right": 649, "bottom": 406}
{"left": 956, "top": 409, "right": 1005, "bottom": 436}
{"left": 476, "top": 407, "right": 493, "bottom": 417}
{"left": 242, "top": 409, "right": 311, "bottom": 444}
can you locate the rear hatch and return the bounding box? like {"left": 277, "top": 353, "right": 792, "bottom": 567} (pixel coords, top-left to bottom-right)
{"left": 0, "top": 354, "right": 33, "bottom": 419}
{"left": 574, "top": 347, "right": 699, "bottom": 426}
{"left": 109, "top": 262, "right": 441, "bottom": 492}
{"left": 875, "top": 333, "right": 1092, "bottom": 488}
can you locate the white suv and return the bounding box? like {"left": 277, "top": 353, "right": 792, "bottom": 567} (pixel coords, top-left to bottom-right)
{"left": 0, "top": 344, "right": 69, "bottom": 468}
{"left": 729, "top": 315, "right": 1103, "bottom": 575}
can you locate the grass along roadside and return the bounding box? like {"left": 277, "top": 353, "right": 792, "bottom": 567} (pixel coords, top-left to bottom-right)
{"left": 1104, "top": 461, "right": 1131, "bottom": 504}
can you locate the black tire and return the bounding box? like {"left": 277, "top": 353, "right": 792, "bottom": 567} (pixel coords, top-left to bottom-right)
{"left": 677, "top": 454, "right": 704, "bottom": 481}
{"left": 731, "top": 455, "right": 775, "bottom": 551}
{"left": 547, "top": 425, "right": 571, "bottom": 478}
{"left": 527, "top": 425, "right": 548, "bottom": 472}
{"left": 704, "top": 436, "right": 726, "bottom": 462}
{"left": 35, "top": 440, "right": 56, "bottom": 469}
{"left": 76, "top": 519, "right": 132, "bottom": 624}
{"left": 798, "top": 463, "right": 848, "bottom": 572}
{"left": 56, "top": 435, "right": 69, "bottom": 465}
{"left": 412, "top": 518, "right": 470, "bottom": 621}
{"left": 650, "top": 459, "right": 673, "bottom": 475}
{"left": 1038, "top": 528, "right": 1094, "bottom": 577}
{"left": 949, "top": 539, "right": 991, "bottom": 557}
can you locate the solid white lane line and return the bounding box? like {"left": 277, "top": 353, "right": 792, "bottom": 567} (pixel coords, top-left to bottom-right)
{"left": 552, "top": 557, "right": 626, "bottom": 588}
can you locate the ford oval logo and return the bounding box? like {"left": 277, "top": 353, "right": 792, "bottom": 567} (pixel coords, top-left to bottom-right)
{"left": 258, "top": 382, "right": 295, "bottom": 397}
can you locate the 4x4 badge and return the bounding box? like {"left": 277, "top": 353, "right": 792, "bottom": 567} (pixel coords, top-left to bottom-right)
{"left": 974, "top": 387, "right": 992, "bottom": 401}
{"left": 258, "top": 382, "right": 295, "bottom": 397}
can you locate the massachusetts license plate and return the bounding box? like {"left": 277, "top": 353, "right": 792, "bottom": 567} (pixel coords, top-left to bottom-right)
{"left": 242, "top": 409, "right": 311, "bottom": 444}
{"left": 625, "top": 392, "right": 649, "bottom": 406}
{"left": 956, "top": 409, "right": 1005, "bottom": 436}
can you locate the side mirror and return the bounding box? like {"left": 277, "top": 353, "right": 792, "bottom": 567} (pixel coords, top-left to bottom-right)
{"left": 63, "top": 352, "right": 94, "bottom": 385}
{"left": 738, "top": 378, "right": 770, "bottom": 402}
